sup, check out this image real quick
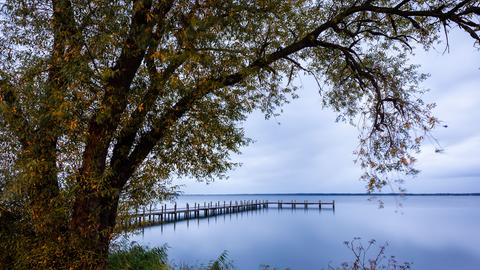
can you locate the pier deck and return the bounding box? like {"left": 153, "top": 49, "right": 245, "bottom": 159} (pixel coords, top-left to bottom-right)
{"left": 119, "top": 200, "right": 335, "bottom": 228}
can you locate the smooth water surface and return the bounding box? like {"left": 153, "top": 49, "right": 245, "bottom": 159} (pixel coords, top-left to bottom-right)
{"left": 130, "top": 195, "right": 480, "bottom": 269}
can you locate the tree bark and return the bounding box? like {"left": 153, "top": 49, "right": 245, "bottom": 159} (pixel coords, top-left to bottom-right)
{"left": 68, "top": 188, "right": 121, "bottom": 269}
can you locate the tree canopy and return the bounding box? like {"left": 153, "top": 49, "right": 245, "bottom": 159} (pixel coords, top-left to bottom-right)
{"left": 0, "top": 0, "right": 479, "bottom": 269}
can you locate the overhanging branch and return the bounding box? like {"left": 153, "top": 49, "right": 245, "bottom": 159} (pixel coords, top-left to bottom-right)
{"left": 107, "top": 0, "right": 480, "bottom": 189}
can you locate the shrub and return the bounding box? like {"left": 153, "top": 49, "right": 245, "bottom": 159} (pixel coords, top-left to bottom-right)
{"left": 108, "top": 243, "right": 169, "bottom": 270}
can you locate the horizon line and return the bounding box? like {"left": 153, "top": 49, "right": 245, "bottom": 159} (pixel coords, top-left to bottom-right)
{"left": 181, "top": 192, "right": 480, "bottom": 196}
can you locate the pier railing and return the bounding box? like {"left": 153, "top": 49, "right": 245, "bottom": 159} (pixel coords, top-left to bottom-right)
{"left": 118, "top": 200, "right": 335, "bottom": 228}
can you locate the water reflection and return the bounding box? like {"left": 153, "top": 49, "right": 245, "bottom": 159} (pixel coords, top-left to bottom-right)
{"left": 131, "top": 195, "right": 480, "bottom": 270}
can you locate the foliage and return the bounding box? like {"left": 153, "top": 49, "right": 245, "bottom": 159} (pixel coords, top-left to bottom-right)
{"left": 0, "top": 0, "right": 479, "bottom": 268}
{"left": 174, "top": 251, "right": 233, "bottom": 270}
{"left": 106, "top": 240, "right": 410, "bottom": 270}
{"left": 0, "top": 202, "right": 33, "bottom": 270}
{"left": 108, "top": 243, "right": 169, "bottom": 270}
{"left": 329, "top": 238, "right": 412, "bottom": 270}
{"left": 107, "top": 243, "right": 233, "bottom": 270}
{"left": 107, "top": 240, "right": 410, "bottom": 270}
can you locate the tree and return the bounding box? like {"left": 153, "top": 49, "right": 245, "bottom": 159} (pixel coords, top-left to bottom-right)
{"left": 0, "top": 0, "right": 478, "bottom": 268}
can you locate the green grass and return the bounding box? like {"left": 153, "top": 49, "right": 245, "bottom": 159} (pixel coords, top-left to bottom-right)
{"left": 108, "top": 242, "right": 233, "bottom": 270}
{"left": 108, "top": 243, "right": 169, "bottom": 270}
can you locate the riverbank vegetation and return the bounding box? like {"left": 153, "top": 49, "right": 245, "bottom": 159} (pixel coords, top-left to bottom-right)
{"left": 107, "top": 239, "right": 410, "bottom": 270}
{"left": 108, "top": 242, "right": 233, "bottom": 270}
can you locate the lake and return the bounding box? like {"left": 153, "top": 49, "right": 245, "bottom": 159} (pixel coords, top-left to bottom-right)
{"left": 129, "top": 195, "right": 480, "bottom": 269}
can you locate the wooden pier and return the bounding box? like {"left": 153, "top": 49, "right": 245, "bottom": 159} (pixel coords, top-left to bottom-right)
{"left": 119, "top": 200, "right": 335, "bottom": 228}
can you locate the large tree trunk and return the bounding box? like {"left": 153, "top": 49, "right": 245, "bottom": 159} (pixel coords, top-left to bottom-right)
{"left": 68, "top": 185, "right": 121, "bottom": 269}
{"left": 19, "top": 135, "right": 122, "bottom": 269}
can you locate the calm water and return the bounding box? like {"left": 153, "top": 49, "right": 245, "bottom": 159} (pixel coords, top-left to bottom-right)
{"left": 130, "top": 195, "right": 480, "bottom": 269}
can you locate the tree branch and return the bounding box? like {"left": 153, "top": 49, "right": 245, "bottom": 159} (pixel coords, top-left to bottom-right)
{"left": 109, "top": 52, "right": 187, "bottom": 183}
{"left": 111, "top": 5, "right": 373, "bottom": 183}
{"left": 79, "top": 0, "right": 160, "bottom": 178}
{"left": 108, "top": 0, "right": 480, "bottom": 189}
{"left": 363, "top": 2, "right": 480, "bottom": 42}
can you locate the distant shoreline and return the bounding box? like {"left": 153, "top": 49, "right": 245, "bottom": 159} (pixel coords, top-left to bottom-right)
{"left": 182, "top": 193, "right": 480, "bottom": 196}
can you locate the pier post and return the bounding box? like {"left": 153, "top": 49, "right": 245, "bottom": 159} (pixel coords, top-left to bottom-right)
{"left": 160, "top": 205, "right": 163, "bottom": 223}
{"left": 135, "top": 208, "right": 138, "bottom": 224}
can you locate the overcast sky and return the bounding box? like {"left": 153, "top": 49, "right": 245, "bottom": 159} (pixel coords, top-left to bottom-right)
{"left": 181, "top": 30, "right": 480, "bottom": 194}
